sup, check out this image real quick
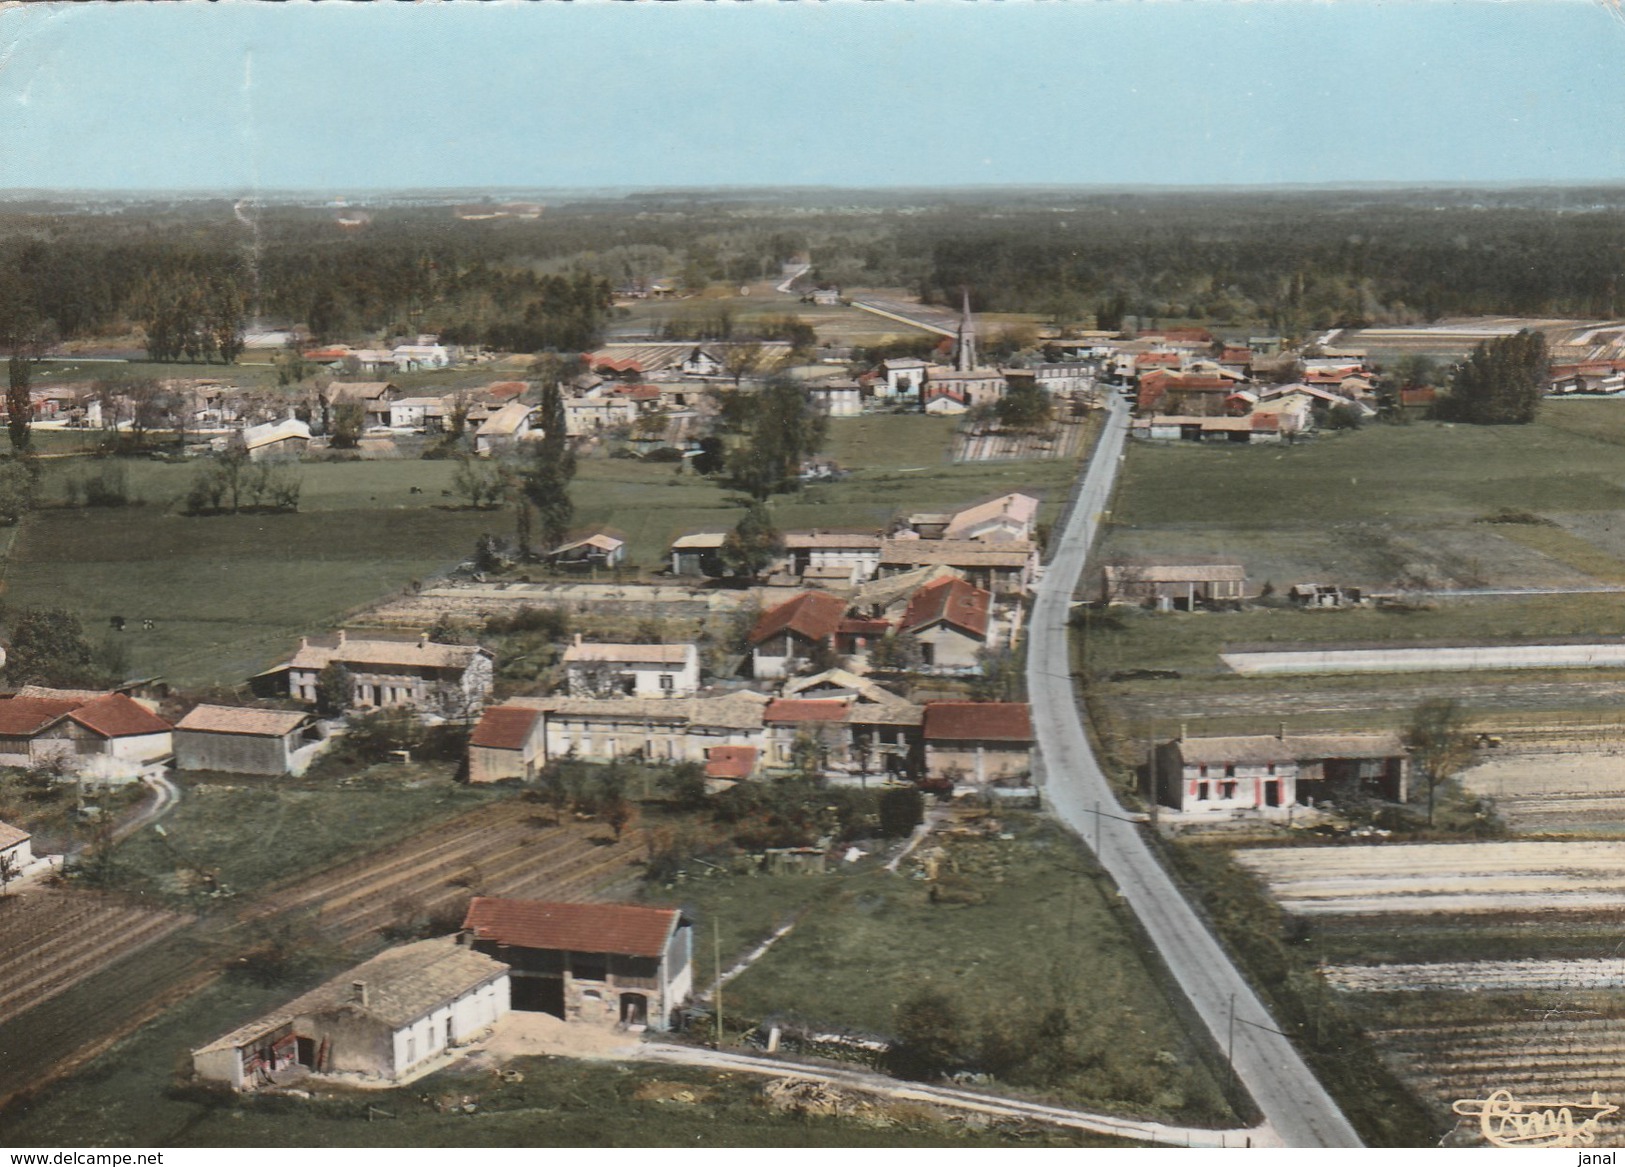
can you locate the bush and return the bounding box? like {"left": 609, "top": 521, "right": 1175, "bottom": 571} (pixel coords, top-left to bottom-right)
{"left": 483, "top": 605, "right": 569, "bottom": 639}
{"left": 879, "top": 787, "right": 925, "bottom": 838}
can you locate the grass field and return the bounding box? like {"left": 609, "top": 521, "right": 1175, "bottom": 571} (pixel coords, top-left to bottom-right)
{"left": 690, "top": 814, "right": 1236, "bottom": 1125}
{"left": 0, "top": 413, "right": 1083, "bottom": 688}
{"left": 108, "top": 766, "right": 502, "bottom": 901}
{"left": 1085, "top": 405, "right": 1625, "bottom": 749}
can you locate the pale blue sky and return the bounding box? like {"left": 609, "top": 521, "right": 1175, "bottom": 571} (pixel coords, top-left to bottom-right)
{"left": 1, "top": 1, "right": 1623, "bottom": 192}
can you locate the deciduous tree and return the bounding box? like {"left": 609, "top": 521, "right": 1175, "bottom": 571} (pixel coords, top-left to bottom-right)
{"left": 1402, "top": 697, "right": 1475, "bottom": 827}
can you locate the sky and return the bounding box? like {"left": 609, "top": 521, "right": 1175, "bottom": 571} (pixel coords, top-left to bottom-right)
{"left": 3, "top": 0, "right": 1625, "bottom": 193}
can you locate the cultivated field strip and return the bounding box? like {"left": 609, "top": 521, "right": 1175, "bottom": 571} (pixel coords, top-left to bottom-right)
{"left": 0, "top": 889, "right": 188, "bottom": 1026}
{"left": 1325, "top": 959, "right": 1625, "bottom": 994}
{"left": 1236, "top": 841, "right": 1625, "bottom": 914}
{"left": 0, "top": 798, "right": 642, "bottom": 1112}
{"left": 1372, "top": 1018, "right": 1625, "bottom": 1144}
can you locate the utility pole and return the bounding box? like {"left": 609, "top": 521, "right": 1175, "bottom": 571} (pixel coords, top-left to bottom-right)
{"left": 713, "top": 923, "right": 723, "bottom": 1049}
{"left": 1093, "top": 800, "right": 1102, "bottom": 861}
{"left": 1227, "top": 992, "right": 1237, "bottom": 1086}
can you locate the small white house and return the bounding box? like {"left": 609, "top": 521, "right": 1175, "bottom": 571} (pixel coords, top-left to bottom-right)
{"left": 391, "top": 345, "right": 452, "bottom": 372}
{"left": 191, "top": 938, "right": 510, "bottom": 1090}
{"left": 0, "top": 820, "right": 33, "bottom": 878}
{"left": 474, "top": 402, "right": 536, "bottom": 456}
{"left": 389, "top": 397, "right": 446, "bottom": 432}
{"left": 562, "top": 637, "right": 701, "bottom": 698}
{"left": 880, "top": 357, "right": 929, "bottom": 399}
{"left": 806, "top": 380, "right": 862, "bottom": 418}
{"left": 242, "top": 418, "right": 311, "bottom": 463}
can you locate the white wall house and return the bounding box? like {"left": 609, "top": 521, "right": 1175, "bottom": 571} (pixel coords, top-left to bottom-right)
{"left": 192, "top": 939, "right": 510, "bottom": 1090}
{"left": 562, "top": 638, "right": 701, "bottom": 698}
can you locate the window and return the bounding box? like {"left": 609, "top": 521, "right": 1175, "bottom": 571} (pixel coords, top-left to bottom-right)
{"left": 1196, "top": 782, "right": 1210, "bottom": 801}
{"left": 1221, "top": 781, "right": 1238, "bottom": 799}
{"left": 659, "top": 673, "right": 674, "bottom": 693}
{"left": 406, "top": 1036, "right": 416, "bottom": 1064}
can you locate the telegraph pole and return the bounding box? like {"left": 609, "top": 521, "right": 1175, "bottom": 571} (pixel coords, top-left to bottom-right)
{"left": 713, "top": 924, "right": 724, "bottom": 1049}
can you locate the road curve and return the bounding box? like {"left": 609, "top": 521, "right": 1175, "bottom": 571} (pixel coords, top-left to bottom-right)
{"left": 1025, "top": 397, "right": 1364, "bottom": 1149}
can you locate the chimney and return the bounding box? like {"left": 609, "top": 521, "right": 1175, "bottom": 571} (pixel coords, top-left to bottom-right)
{"left": 574, "top": 632, "right": 583, "bottom": 648}
{"left": 1178, "top": 722, "right": 1186, "bottom": 743}
{"left": 1278, "top": 721, "right": 1286, "bottom": 741}
{"left": 299, "top": 636, "right": 308, "bottom": 650}
{"left": 337, "top": 629, "right": 347, "bottom": 645}
{"left": 352, "top": 981, "right": 368, "bottom": 1007}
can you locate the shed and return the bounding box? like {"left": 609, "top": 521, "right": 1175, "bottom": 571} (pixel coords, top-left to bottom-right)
{"left": 173, "top": 705, "right": 324, "bottom": 777}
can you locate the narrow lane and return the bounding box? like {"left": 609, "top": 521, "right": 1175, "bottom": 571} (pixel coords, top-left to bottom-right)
{"left": 1025, "top": 397, "right": 1364, "bottom": 1148}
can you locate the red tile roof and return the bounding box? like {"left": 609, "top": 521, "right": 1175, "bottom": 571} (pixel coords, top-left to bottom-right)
{"left": 470, "top": 705, "right": 542, "bottom": 751}
{"left": 0, "top": 697, "right": 79, "bottom": 737}
{"left": 749, "top": 591, "right": 848, "bottom": 647}
{"left": 763, "top": 698, "right": 849, "bottom": 723}
{"left": 462, "top": 897, "right": 682, "bottom": 959}
{"left": 901, "top": 578, "right": 991, "bottom": 639}
{"left": 923, "top": 702, "right": 1034, "bottom": 743}
{"left": 705, "top": 745, "right": 758, "bottom": 780}
{"left": 69, "top": 694, "right": 171, "bottom": 739}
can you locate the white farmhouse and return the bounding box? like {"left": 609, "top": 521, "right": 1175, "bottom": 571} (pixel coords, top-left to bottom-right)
{"left": 561, "top": 637, "right": 700, "bottom": 698}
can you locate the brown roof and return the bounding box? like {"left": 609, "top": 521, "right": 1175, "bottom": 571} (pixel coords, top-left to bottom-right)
{"left": 285, "top": 635, "right": 489, "bottom": 673}
{"left": 923, "top": 702, "right": 1034, "bottom": 743}
{"left": 1172, "top": 733, "right": 1405, "bottom": 767}
{"left": 879, "top": 539, "right": 1035, "bottom": 570}
{"left": 749, "top": 591, "right": 848, "bottom": 646}
{"left": 1102, "top": 561, "right": 1247, "bottom": 584}
{"left": 901, "top": 578, "right": 991, "bottom": 639}
{"left": 0, "top": 819, "right": 29, "bottom": 849}
{"left": 781, "top": 531, "right": 883, "bottom": 551}
{"left": 194, "top": 938, "right": 508, "bottom": 1055}
{"left": 175, "top": 705, "right": 312, "bottom": 737}
{"left": 69, "top": 694, "right": 171, "bottom": 739}
{"left": 705, "top": 745, "right": 758, "bottom": 780}
{"left": 562, "top": 642, "right": 694, "bottom": 666}
{"left": 0, "top": 697, "right": 83, "bottom": 735}
{"left": 470, "top": 705, "right": 542, "bottom": 751}
{"left": 462, "top": 897, "right": 682, "bottom": 959}
{"left": 763, "top": 698, "right": 849, "bottom": 723}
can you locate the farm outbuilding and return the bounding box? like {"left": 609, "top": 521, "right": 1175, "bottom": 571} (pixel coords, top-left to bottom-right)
{"left": 173, "top": 705, "right": 326, "bottom": 776}
{"left": 922, "top": 702, "right": 1034, "bottom": 786}
{"left": 0, "top": 819, "right": 32, "bottom": 878}
{"left": 466, "top": 703, "right": 546, "bottom": 783}
{"left": 191, "top": 938, "right": 510, "bottom": 1091}
{"left": 461, "top": 897, "right": 693, "bottom": 1031}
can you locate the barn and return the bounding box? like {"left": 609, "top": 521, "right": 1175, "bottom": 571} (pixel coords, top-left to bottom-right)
{"left": 173, "top": 705, "right": 326, "bottom": 776}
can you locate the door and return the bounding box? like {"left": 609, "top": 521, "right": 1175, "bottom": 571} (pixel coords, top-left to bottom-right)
{"left": 512, "top": 975, "right": 566, "bottom": 1018}
{"left": 295, "top": 1037, "right": 316, "bottom": 1067}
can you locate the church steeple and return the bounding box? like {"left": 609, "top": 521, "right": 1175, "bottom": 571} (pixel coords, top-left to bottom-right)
{"left": 954, "top": 286, "right": 978, "bottom": 372}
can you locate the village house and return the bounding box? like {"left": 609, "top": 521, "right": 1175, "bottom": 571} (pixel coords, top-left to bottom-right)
{"left": 748, "top": 591, "right": 848, "bottom": 679}
{"left": 549, "top": 531, "right": 627, "bottom": 570}
{"left": 172, "top": 705, "right": 326, "bottom": 777}
{"left": 242, "top": 418, "right": 311, "bottom": 462}
{"left": 462, "top": 898, "right": 693, "bottom": 1030}
{"left": 878, "top": 357, "right": 930, "bottom": 400}
{"left": 474, "top": 402, "right": 537, "bottom": 456}
{"left": 846, "top": 564, "right": 966, "bottom": 621}
{"left": 191, "top": 938, "right": 510, "bottom": 1091}
{"left": 1101, "top": 560, "right": 1249, "bottom": 609}
{"left": 1152, "top": 731, "right": 1410, "bottom": 815}
{"left": 515, "top": 692, "right": 769, "bottom": 767}
{"left": 781, "top": 530, "right": 884, "bottom": 585}
{"left": 1031, "top": 362, "right": 1095, "bottom": 397}
{"left": 466, "top": 704, "right": 547, "bottom": 783}
{"left": 0, "top": 693, "right": 173, "bottom": 783}
{"left": 899, "top": 577, "right": 994, "bottom": 671}
{"left": 924, "top": 366, "right": 1007, "bottom": 410}
{"left": 328, "top": 381, "right": 399, "bottom": 428}
{"left": 563, "top": 391, "right": 637, "bottom": 436}
{"left": 265, "top": 631, "right": 495, "bottom": 716}
{"left": 389, "top": 396, "right": 446, "bottom": 432}
{"left": 783, "top": 670, "right": 924, "bottom": 780}
{"left": 805, "top": 379, "right": 862, "bottom": 418}
{"left": 391, "top": 344, "right": 452, "bottom": 372}
{"left": 561, "top": 636, "right": 700, "bottom": 698}
{"left": 922, "top": 702, "right": 1034, "bottom": 786}
{"left": 941, "top": 492, "right": 1040, "bottom": 542}
{"left": 762, "top": 698, "right": 853, "bottom": 772}
{"left": 923, "top": 382, "right": 970, "bottom": 415}
{"left": 877, "top": 538, "right": 1037, "bottom": 596}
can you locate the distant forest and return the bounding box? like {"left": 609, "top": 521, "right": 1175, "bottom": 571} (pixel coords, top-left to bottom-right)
{"left": 3, "top": 188, "right": 1625, "bottom": 350}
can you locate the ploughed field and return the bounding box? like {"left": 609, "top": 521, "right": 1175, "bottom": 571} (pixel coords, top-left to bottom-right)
{"left": 1235, "top": 839, "right": 1625, "bottom": 1144}
{"left": 0, "top": 798, "right": 643, "bottom": 1110}
{"left": 0, "top": 887, "right": 188, "bottom": 1026}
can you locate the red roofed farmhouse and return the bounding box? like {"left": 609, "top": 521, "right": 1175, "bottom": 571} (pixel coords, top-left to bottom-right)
{"left": 0, "top": 692, "right": 172, "bottom": 781}
{"left": 923, "top": 702, "right": 1034, "bottom": 786}
{"left": 461, "top": 897, "right": 694, "bottom": 1030}
{"left": 900, "top": 577, "right": 993, "bottom": 671}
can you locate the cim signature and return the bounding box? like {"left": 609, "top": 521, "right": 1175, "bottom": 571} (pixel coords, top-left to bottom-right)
{"left": 1453, "top": 1089, "right": 1620, "bottom": 1149}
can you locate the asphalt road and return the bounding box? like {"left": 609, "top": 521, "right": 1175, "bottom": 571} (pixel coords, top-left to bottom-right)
{"left": 1025, "top": 397, "right": 1364, "bottom": 1149}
